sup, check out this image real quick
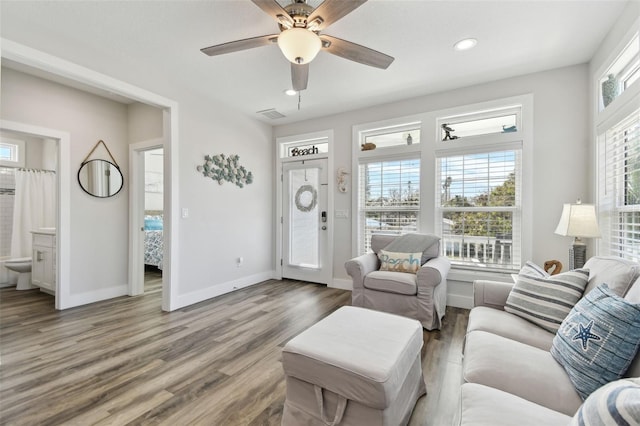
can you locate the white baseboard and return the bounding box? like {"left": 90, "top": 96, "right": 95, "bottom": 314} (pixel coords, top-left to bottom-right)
{"left": 66, "top": 284, "right": 128, "bottom": 308}
{"left": 330, "top": 278, "right": 352, "bottom": 290}
{"left": 447, "top": 293, "right": 473, "bottom": 309}
{"left": 173, "top": 270, "right": 275, "bottom": 310}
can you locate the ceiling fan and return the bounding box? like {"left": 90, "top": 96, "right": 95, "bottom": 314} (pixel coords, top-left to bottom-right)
{"left": 200, "top": 0, "right": 394, "bottom": 92}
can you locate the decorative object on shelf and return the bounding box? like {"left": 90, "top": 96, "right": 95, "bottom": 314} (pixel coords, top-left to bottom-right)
{"left": 337, "top": 167, "right": 349, "bottom": 193}
{"left": 196, "top": 154, "right": 254, "bottom": 188}
{"left": 543, "top": 260, "right": 563, "bottom": 275}
{"left": 602, "top": 74, "right": 618, "bottom": 107}
{"left": 502, "top": 125, "right": 517, "bottom": 133}
{"left": 78, "top": 139, "right": 124, "bottom": 198}
{"left": 406, "top": 133, "right": 413, "bottom": 145}
{"left": 295, "top": 184, "right": 317, "bottom": 212}
{"left": 361, "top": 142, "right": 376, "bottom": 151}
{"left": 554, "top": 199, "right": 601, "bottom": 269}
{"left": 442, "top": 123, "right": 459, "bottom": 141}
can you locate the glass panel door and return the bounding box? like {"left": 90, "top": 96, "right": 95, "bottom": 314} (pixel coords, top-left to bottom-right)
{"left": 282, "top": 159, "right": 329, "bottom": 284}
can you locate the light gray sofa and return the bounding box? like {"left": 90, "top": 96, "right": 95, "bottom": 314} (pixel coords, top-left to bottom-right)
{"left": 458, "top": 256, "right": 640, "bottom": 425}
{"left": 345, "top": 234, "right": 450, "bottom": 330}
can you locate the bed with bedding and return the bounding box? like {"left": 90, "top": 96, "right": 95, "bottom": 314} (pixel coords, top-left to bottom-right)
{"left": 144, "top": 214, "right": 163, "bottom": 270}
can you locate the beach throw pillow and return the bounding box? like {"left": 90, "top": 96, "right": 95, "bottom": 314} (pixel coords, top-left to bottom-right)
{"left": 551, "top": 284, "right": 640, "bottom": 400}
{"left": 518, "top": 261, "right": 549, "bottom": 278}
{"left": 569, "top": 378, "right": 640, "bottom": 425}
{"left": 382, "top": 233, "right": 440, "bottom": 265}
{"left": 378, "top": 250, "right": 422, "bottom": 274}
{"left": 504, "top": 268, "right": 589, "bottom": 332}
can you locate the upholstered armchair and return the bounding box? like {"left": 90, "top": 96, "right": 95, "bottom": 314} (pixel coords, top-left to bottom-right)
{"left": 345, "top": 233, "right": 451, "bottom": 330}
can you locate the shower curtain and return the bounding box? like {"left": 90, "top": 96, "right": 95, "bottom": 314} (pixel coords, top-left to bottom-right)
{"left": 10, "top": 169, "right": 57, "bottom": 258}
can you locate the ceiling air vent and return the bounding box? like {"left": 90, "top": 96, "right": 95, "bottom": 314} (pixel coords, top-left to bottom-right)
{"left": 257, "top": 108, "right": 286, "bottom": 120}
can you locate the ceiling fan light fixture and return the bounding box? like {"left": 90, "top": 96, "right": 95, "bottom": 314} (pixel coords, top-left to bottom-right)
{"left": 454, "top": 38, "right": 478, "bottom": 51}
{"left": 277, "top": 28, "right": 321, "bottom": 64}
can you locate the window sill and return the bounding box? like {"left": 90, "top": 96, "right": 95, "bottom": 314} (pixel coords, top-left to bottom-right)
{"left": 448, "top": 267, "right": 514, "bottom": 284}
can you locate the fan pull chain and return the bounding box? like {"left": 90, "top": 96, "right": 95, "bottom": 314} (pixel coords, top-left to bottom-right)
{"left": 298, "top": 91, "right": 301, "bottom": 110}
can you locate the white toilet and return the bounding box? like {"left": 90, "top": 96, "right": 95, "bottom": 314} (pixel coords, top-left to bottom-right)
{"left": 4, "top": 258, "right": 34, "bottom": 290}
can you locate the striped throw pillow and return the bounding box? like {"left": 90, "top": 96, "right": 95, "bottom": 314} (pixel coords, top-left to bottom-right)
{"left": 504, "top": 268, "right": 589, "bottom": 333}
{"left": 551, "top": 284, "right": 640, "bottom": 400}
{"left": 569, "top": 378, "right": 640, "bottom": 425}
{"left": 518, "top": 261, "right": 549, "bottom": 278}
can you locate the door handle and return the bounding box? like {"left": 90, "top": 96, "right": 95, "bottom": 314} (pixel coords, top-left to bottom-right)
{"left": 322, "top": 226, "right": 327, "bottom": 230}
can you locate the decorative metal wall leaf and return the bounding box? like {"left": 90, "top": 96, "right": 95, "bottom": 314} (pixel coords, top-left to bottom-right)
{"left": 196, "top": 154, "right": 254, "bottom": 187}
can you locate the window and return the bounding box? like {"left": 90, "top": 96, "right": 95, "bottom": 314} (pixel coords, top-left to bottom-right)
{"left": 279, "top": 136, "right": 329, "bottom": 159}
{"left": 358, "top": 157, "right": 420, "bottom": 253}
{"left": 435, "top": 103, "right": 526, "bottom": 271}
{"left": 599, "top": 33, "right": 639, "bottom": 110}
{"left": 598, "top": 107, "right": 640, "bottom": 261}
{"left": 0, "top": 138, "right": 25, "bottom": 168}
{"left": 364, "top": 128, "right": 421, "bottom": 149}
{"left": 354, "top": 120, "right": 422, "bottom": 255}
{"left": 438, "top": 106, "right": 520, "bottom": 140}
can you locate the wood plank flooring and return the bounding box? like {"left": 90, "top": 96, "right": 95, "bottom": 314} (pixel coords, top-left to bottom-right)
{"left": 0, "top": 275, "right": 468, "bottom": 426}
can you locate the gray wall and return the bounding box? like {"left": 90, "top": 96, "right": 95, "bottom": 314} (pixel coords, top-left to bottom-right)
{"left": 2, "top": 67, "right": 130, "bottom": 296}
{"left": 275, "top": 64, "right": 591, "bottom": 306}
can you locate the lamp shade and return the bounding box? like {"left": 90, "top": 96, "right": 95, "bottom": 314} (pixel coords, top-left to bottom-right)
{"left": 554, "top": 203, "right": 601, "bottom": 238}
{"left": 277, "top": 28, "right": 321, "bottom": 65}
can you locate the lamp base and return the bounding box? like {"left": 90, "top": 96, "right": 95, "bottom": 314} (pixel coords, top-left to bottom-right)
{"left": 569, "top": 244, "right": 587, "bottom": 269}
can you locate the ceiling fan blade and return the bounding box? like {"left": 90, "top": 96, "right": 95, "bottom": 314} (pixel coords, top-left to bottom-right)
{"left": 291, "top": 63, "right": 309, "bottom": 91}
{"left": 251, "top": 0, "right": 294, "bottom": 28}
{"left": 201, "top": 35, "right": 278, "bottom": 56}
{"left": 320, "top": 35, "right": 394, "bottom": 69}
{"left": 307, "top": 0, "right": 367, "bottom": 31}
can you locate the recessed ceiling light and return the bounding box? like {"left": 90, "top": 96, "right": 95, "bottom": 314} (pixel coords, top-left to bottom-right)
{"left": 284, "top": 89, "right": 297, "bottom": 96}
{"left": 454, "top": 38, "right": 477, "bottom": 51}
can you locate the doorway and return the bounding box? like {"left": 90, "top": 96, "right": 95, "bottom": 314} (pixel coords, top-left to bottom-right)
{"left": 282, "top": 158, "right": 330, "bottom": 284}
{"left": 0, "top": 120, "right": 70, "bottom": 310}
{"left": 143, "top": 148, "right": 163, "bottom": 294}
{"left": 129, "top": 139, "right": 164, "bottom": 296}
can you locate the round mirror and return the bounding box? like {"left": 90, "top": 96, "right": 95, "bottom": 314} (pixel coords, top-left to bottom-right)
{"left": 77, "top": 159, "right": 123, "bottom": 198}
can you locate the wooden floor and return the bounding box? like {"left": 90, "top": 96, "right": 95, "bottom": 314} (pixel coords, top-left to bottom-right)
{"left": 0, "top": 274, "right": 468, "bottom": 426}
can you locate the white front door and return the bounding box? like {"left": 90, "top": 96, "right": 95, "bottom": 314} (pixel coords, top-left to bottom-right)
{"left": 282, "top": 159, "right": 330, "bottom": 284}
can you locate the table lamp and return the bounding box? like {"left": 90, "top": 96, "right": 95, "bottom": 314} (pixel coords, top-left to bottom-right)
{"left": 554, "top": 200, "right": 601, "bottom": 269}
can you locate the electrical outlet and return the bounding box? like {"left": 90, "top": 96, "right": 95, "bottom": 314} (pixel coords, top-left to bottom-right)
{"left": 236, "top": 256, "right": 243, "bottom": 267}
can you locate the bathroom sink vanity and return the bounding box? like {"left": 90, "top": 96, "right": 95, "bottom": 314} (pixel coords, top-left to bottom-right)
{"left": 31, "top": 229, "right": 56, "bottom": 294}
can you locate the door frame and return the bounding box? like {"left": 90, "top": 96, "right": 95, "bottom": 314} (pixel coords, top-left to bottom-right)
{"left": 275, "top": 130, "right": 334, "bottom": 284}
{"left": 0, "top": 119, "right": 70, "bottom": 310}
{"left": 129, "top": 139, "right": 164, "bottom": 296}
{"left": 282, "top": 158, "right": 330, "bottom": 284}
{"left": 2, "top": 38, "right": 180, "bottom": 311}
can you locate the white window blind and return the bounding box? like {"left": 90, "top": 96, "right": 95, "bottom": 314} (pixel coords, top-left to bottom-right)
{"left": 358, "top": 157, "right": 420, "bottom": 254}
{"left": 599, "top": 107, "right": 640, "bottom": 261}
{"left": 436, "top": 149, "right": 522, "bottom": 270}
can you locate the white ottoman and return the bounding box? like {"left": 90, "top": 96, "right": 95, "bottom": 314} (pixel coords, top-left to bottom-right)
{"left": 282, "top": 306, "right": 426, "bottom": 426}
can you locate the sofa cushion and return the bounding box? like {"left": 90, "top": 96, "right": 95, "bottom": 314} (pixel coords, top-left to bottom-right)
{"left": 466, "top": 306, "right": 554, "bottom": 351}
{"left": 551, "top": 283, "right": 640, "bottom": 400}
{"left": 459, "top": 383, "right": 571, "bottom": 426}
{"left": 364, "top": 270, "right": 417, "bottom": 296}
{"left": 518, "top": 260, "right": 549, "bottom": 278}
{"left": 378, "top": 250, "right": 422, "bottom": 274}
{"left": 625, "top": 276, "right": 640, "bottom": 303}
{"left": 583, "top": 256, "right": 640, "bottom": 297}
{"left": 463, "top": 330, "right": 582, "bottom": 415}
{"left": 504, "top": 268, "right": 589, "bottom": 333}
{"left": 569, "top": 378, "right": 640, "bottom": 426}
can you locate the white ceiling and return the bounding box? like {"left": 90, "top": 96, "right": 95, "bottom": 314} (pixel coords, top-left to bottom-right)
{"left": 0, "top": 0, "right": 631, "bottom": 125}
